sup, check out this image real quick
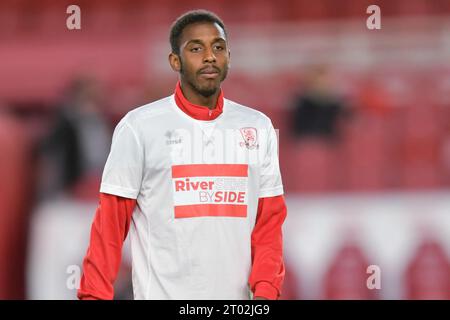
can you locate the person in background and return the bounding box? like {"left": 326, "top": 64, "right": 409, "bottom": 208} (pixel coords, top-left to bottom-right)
{"left": 291, "top": 65, "right": 349, "bottom": 142}
{"left": 39, "top": 76, "right": 111, "bottom": 199}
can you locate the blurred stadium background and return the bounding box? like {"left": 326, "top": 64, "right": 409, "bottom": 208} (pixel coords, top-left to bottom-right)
{"left": 0, "top": 0, "right": 449, "bottom": 299}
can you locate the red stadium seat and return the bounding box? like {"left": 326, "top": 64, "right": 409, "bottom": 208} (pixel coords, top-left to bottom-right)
{"left": 341, "top": 115, "right": 391, "bottom": 191}
{"left": 400, "top": 104, "right": 442, "bottom": 189}
{"left": 323, "top": 242, "right": 378, "bottom": 300}
{"left": 404, "top": 239, "right": 450, "bottom": 300}
{"left": 287, "top": 139, "right": 338, "bottom": 193}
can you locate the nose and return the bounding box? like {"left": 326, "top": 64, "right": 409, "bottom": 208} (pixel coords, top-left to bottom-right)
{"left": 203, "top": 47, "right": 216, "bottom": 64}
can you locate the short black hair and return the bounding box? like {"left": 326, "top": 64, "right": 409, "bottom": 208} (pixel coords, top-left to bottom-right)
{"left": 170, "top": 10, "right": 227, "bottom": 55}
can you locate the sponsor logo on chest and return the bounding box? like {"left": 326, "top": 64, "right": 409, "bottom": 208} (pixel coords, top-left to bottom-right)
{"left": 171, "top": 164, "right": 248, "bottom": 219}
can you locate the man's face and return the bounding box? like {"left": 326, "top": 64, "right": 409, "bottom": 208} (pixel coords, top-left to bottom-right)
{"left": 174, "top": 22, "right": 230, "bottom": 97}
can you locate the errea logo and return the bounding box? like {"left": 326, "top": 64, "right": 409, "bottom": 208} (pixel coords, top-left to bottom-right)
{"left": 165, "top": 130, "right": 182, "bottom": 145}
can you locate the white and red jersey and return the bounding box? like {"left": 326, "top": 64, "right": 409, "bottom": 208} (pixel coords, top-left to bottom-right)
{"left": 79, "top": 82, "right": 286, "bottom": 300}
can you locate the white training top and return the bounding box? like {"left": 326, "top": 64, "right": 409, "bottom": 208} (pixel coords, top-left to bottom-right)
{"left": 100, "top": 95, "right": 284, "bottom": 299}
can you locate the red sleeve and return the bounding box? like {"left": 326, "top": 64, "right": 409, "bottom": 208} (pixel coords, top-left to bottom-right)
{"left": 248, "top": 195, "right": 287, "bottom": 300}
{"left": 77, "top": 193, "right": 136, "bottom": 300}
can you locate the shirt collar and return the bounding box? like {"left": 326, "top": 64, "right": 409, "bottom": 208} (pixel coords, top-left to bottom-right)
{"left": 174, "top": 81, "right": 224, "bottom": 121}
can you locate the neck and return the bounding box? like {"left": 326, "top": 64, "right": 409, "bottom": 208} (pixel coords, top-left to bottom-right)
{"left": 179, "top": 80, "right": 220, "bottom": 110}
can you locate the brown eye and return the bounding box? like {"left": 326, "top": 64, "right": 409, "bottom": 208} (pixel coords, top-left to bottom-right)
{"left": 190, "top": 47, "right": 202, "bottom": 52}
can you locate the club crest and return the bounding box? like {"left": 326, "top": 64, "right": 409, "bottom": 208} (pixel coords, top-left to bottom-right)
{"left": 239, "top": 127, "right": 259, "bottom": 149}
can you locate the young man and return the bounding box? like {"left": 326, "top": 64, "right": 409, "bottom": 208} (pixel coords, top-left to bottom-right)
{"left": 78, "top": 10, "right": 287, "bottom": 300}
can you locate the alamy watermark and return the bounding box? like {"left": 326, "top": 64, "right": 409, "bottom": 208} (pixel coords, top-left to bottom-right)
{"left": 66, "top": 5, "right": 81, "bottom": 30}
{"left": 366, "top": 5, "right": 381, "bottom": 30}
{"left": 66, "top": 264, "right": 81, "bottom": 290}
{"left": 366, "top": 264, "right": 381, "bottom": 290}
{"left": 66, "top": 263, "right": 381, "bottom": 291}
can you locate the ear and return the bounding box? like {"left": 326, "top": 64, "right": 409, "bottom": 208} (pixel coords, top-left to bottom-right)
{"left": 169, "top": 52, "right": 181, "bottom": 73}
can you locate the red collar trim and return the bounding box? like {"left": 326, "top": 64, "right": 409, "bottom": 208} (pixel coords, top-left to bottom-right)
{"left": 174, "top": 81, "right": 224, "bottom": 121}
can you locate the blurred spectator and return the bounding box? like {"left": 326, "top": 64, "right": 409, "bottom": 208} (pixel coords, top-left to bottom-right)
{"left": 28, "top": 77, "right": 133, "bottom": 299}
{"left": 39, "top": 76, "right": 111, "bottom": 200}
{"left": 290, "top": 65, "right": 350, "bottom": 142}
